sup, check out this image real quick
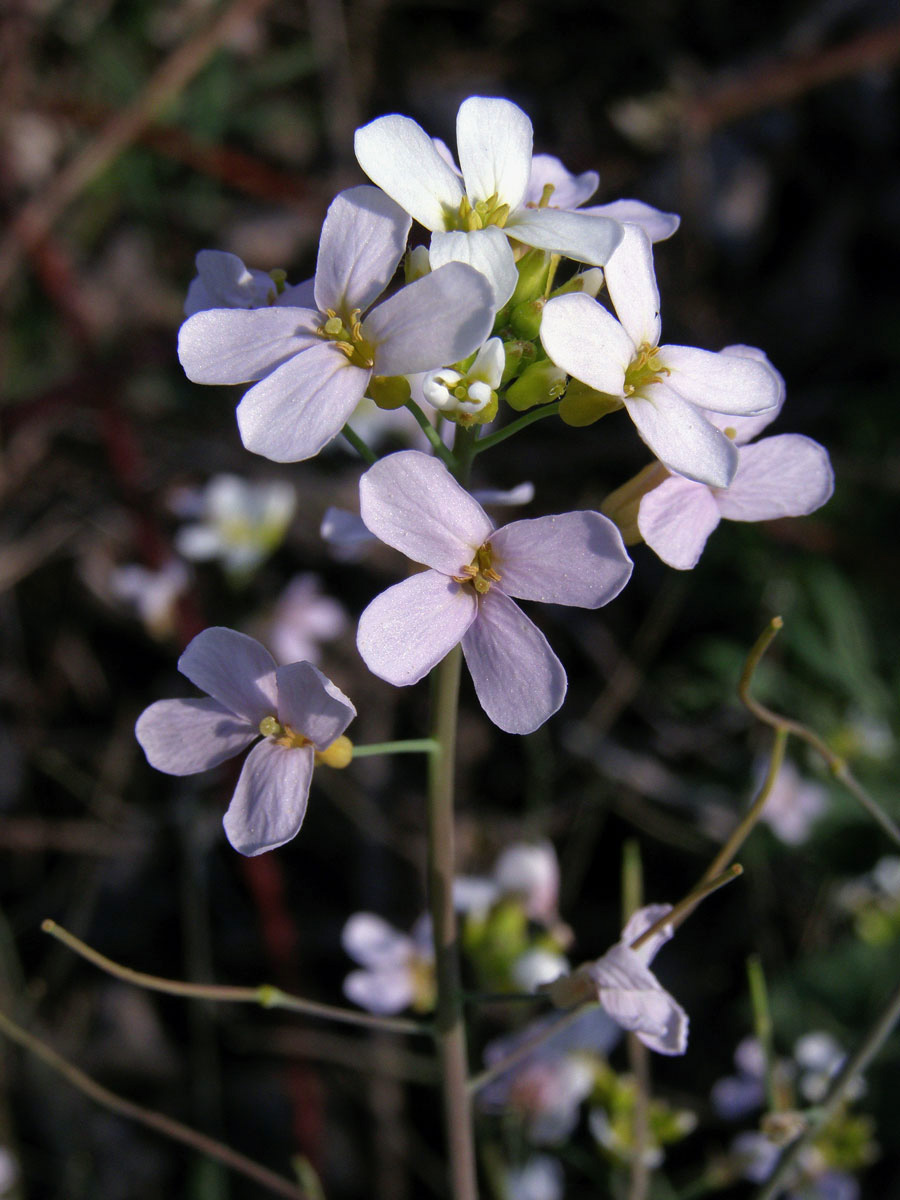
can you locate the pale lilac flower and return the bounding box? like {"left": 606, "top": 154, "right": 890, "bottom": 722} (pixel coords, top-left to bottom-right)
{"left": 525, "top": 153, "right": 680, "bottom": 244}
{"left": 178, "top": 186, "right": 494, "bottom": 463}
{"left": 712, "top": 1036, "right": 775, "bottom": 1120}
{"left": 503, "top": 1156, "right": 564, "bottom": 1200}
{"left": 540, "top": 226, "right": 782, "bottom": 487}
{"left": 184, "top": 249, "right": 312, "bottom": 316}
{"left": 731, "top": 1132, "right": 861, "bottom": 1200}
{"left": 494, "top": 840, "right": 561, "bottom": 923}
{"left": 173, "top": 474, "right": 296, "bottom": 577}
{"left": 354, "top": 97, "right": 623, "bottom": 306}
{"left": 482, "top": 1050, "right": 594, "bottom": 1144}
{"left": 512, "top": 948, "right": 569, "bottom": 993}
{"left": 135, "top": 627, "right": 355, "bottom": 856}
{"left": 415, "top": 337, "right": 505, "bottom": 418}
{"left": 635, "top": 347, "right": 834, "bottom": 569}
{"left": 267, "top": 573, "right": 347, "bottom": 665}
{"left": 547, "top": 904, "right": 688, "bottom": 1055}
{"left": 759, "top": 758, "right": 828, "bottom": 846}
{"left": 356, "top": 451, "right": 632, "bottom": 734}
{"left": 108, "top": 559, "right": 190, "bottom": 639}
{"left": 794, "top": 1032, "right": 864, "bottom": 1104}
{"left": 341, "top": 912, "right": 433, "bottom": 1014}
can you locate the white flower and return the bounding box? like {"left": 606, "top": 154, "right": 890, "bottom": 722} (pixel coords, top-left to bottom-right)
{"left": 416, "top": 337, "right": 505, "bottom": 417}
{"left": 108, "top": 559, "right": 190, "bottom": 638}
{"left": 355, "top": 97, "right": 623, "bottom": 307}
{"left": 494, "top": 840, "right": 560, "bottom": 923}
{"left": 512, "top": 948, "right": 569, "bottom": 993}
{"left": 173, "top": 474, "right": 295, "bottom": 577}
{"left": 341, "top": 912, "right": 434, "bottom": 1014}
{"left": 759, "top": 758, "right": 828, "bottom": 846}
{"left": 541, "top": 225, "right": 782, "bottom": 487}
{"left": 184, "top": 249, "right": 309, "bottom": 316}
{"left": 503, "top": 1156, "right": 564, "bottom": 1200}
{"left": 267, "top": 573, "right": 347, "bottom": 665}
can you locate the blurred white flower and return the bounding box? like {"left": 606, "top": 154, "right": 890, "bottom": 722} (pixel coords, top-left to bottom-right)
{"left": 267, "top": 574, "right": 347, "bottom": 665}
{"left": 341, "top": 912, "right": 434, "bottom": 1014}
{"left": 173, "top": 474, "right": 295, "bottom": 578}
{"left": 108, "top": 559, "right": 190, "bottom": 639}
{"left": 503, "top": 1155, "right": 564, "bottom": 1200}
{"left": 760, "top": 758, "right": 828, "bottom": 845}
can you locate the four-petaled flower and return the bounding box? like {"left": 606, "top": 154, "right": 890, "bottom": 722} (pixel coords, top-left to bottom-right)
{"left": 356, "top": 451, "right": 632, "bottom": 734}
{"left": 354, "top": 97, "right": 623, "bottom": 309}
{"left": 178, "top": 186, "right": 494, "bottom": 463}
{"left": 540, "top": 225, "right": 783, "bottom": 487}
{"left": 341, "top": 911, "right": 434, "bottom": 1014}
{"left": 135, "top": 628, "right": 355, "bottom": 856}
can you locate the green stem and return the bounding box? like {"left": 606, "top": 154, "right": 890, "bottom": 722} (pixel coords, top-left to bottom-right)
{"left": 341, "top": 423, "right": 377, "bottom": 465}
{"left": 471, "top": 401, "right": 561, "bottom": 457}
{"left": 427, "top": 644, "right": 478, "bottom": 1199}
{"left": 351, "top": 739, "right": 440, "bottom": 758}
{"left": 747, "top": 954, "right": 779, "bottom": 1113}
{"left": 405, "top": 399, "right": 457, "bottom": 470}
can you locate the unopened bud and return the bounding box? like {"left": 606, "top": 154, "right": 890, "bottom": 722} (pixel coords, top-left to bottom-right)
{"left": 509, "top": 298, "right": 546, "bottom": 341}
{"left": 315, "top": 735, "right": 353, "bottom": 769}
{"left": 506, "top": 359, "right": 567, "bottom": 412}
{"left": 500, "top": 340, "right": 536, "bottom": 385}
{"left": 551, "top": 267, "right": 604, "bottom": 299}
{"left": 369, "top": 375, "right": 411, "bottom": 410}
{"left": 559, "top": 379, "right": 624, "bottom": 427}
{"left": 601, "top": 462, "right": 668, "bottom": 544}
{"left": 509, "top": 248, "right": 553, "bottom": 307}
{"left": 405, "top": 245, "right": 431, "bottom": 283}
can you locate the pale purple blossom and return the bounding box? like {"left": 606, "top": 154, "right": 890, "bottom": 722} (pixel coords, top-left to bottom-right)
{"left": 267, "top": 573, "right": 347, "bottom": 665}
{"left": 454, "top": 839, "right": 560, "bottom": 924}
{"left": 356, "top": 450, "right": 632, "bottom": 734}
{"left": 354, "top": 97, "right": 623, "bottom": 307}
{"left": 178, "top": 186, "right": 494, "bottom": 463}
{"left": 173, "top": 474, "right": 296, "bottom": 577}
{"left": 184, "top": 249, "right": 313, "bottom": 316}
{"left": 135, "top": 627, "right": 355, "bottom": 856}
{"left": 546, "top": 904, "right": 688, "bottom": 1055}
{"left": 540, "top": 226, "right": 783, "bottom": 487}
{"left": 503, "top": 1156, "right": 564, "bottom": 1200}
{"left": 108, "top": 559, "right": 190, "bottom": 639}
{"left": 341, "top": 912, "right": 433, "bottom": 1014}
{"left": 636, "top": 346, "right": 834, "bottom": 569}
{"left": 481, "top": 1050, "right": 594, "bottom": 1145}
{"left": 759, "top": 758, "right": 829, "bottom": 846}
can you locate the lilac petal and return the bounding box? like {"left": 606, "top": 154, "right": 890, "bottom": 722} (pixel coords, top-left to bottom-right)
{"left": 490, "top": 512, "right": 632, "bottom": 607}
{"left": 462, "top": 590, "right": 567, "bottom": 734}
{"left": 526, "top": 154, "right": 599, "bottom": 208}
{"left": 320, "top": 506, "right": 375, "bottom": 558}
{"left": 429, "top": 227, "right": 519, "bottom": 309}
{"left": 704, "top": 345, "right": 785, "bottom": 442}
{"left": 184, "top": 250, "right": 276, "bottom": 316}
{"left": 365, "top": 262, "right": 494, "bottom": 377}
{"left": 222, "top": 738, "right": 314, "bottom": 856}
{"left": 506, "top": 206, "right": 623, "bottom": 267}
{"left": 602, "top": 225, "right": 661, "bottom": 349}
{"left": 661, "top": 344, "right": 782, "bottom": 415}
{"left": 589, "top": 944, "right": 688, "bottom": 1055}
{"left": 359, "top": 451, "right": 493, "bottom": 572}
{"left": 136, "top": 698, "right": 256, "bottom": 775}
{"left": 236, "top": 342, "right": 369, "bottom": 463}
{"left": 583, "top": 198, "right": 680, "bottom": 243}
{"left": 178, "top": 627, "right": 278, "bottom": 724}
{"left": 343, "top": 968, "right": 414, "bottom": 1015}
{"left": 342, "top": 912, "right": 412, "bottom": 969}
{"left": 457, "top": 96, "right": 532, "bottom": 210}
{"left": 275, "top": 661, "right": 355, "bottom": 748}
{"left": 620, "top": 904, "right": 675, "bottom": 965}
{"left": 178, "top": 307, "right": 322, "bottom": 384}
{"left": 354, "top": 114, "right": 465, "bottom": 231}
{"left": 716, "top": 435, "right": 834, "bottom": 522}
{"left": 276, "top": 277, "right": 316, "bottom": 308}
{"left": 357, "top": 571, "right": 477, "bottom": 686}
{"left": 540, "top": 292, "right": 632, "bottom": 395}
{"left": 313, "top": 185, "right": 411, "bottom": 316}
{"left": 625, "top": 382, "right": 739, "bottom": 488}
{"left": 637, "top": 475, "right": 722, "bottom": 570}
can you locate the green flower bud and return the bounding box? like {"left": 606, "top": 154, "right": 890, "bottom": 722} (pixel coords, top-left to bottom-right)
{"left": 500, "top": 340, "right": 536, "bottom": 385}
{"left": 559, "top": 378, "right": 624, "bottom": 426}
{"left": 509, "top": 248, "right": 553, "bottom": 307}
{"left": 509, "top": 297, "right": 546, "bottom": 341}
{"left": 369, "top": 375, "right": 411, "bottom": 410}
{"left": 506, "top": 359, "right": 567, "bottom": 412}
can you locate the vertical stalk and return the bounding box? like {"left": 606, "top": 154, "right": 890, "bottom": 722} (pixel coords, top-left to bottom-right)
{"left": 427, "top": 644, "right": 478, "bottom": 1200}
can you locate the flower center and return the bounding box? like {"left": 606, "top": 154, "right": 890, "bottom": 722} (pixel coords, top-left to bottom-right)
{"left": 319, "top": 308, "right": 376, "bottom": 369}
{"left": 259, "top": 715, "right": 311, "bottom": 749}
{"left": 453, "top": 541, "right": 502, "bottom": 595}
{"left": 447, "top": 192, "right": 511, "bottom": 232}
{"left": 623, "top": 342, "right": 669, "bottom": 396}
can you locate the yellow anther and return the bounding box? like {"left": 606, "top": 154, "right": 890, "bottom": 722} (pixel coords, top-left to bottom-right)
{"left": 453, "top": 542, "right": 501, "bottom": 595}
{"left": 315, "top": 735, "right": 353, "bottom": 769}
{"left": 724, "top": 426, "right": 737, "bottom": 440}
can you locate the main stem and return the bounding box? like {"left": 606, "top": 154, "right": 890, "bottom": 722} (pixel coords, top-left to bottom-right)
{"left": 427, "top": 644, "right": 478, "bottom": 1200}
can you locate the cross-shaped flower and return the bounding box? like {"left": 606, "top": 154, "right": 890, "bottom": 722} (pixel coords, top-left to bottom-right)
{"left": 177, "top": 186, "right": 495, "bottom": 462}
{"left": 135, "top": 627, "right": 355, "bottom": 856}
{"left": 356, "top": 450, "right": 632, "bottom": 734}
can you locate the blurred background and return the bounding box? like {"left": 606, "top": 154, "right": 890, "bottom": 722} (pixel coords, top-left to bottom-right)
{"left": 1, "top": 0, "right": 900, "bottom": 1196}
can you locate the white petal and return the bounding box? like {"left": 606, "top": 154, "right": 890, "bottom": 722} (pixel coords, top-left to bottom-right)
{"left": 429, "top": 227, "right": 518, "bottom": 309}
{"left": 490, "top": 511, "right": 632, "bottom": 607}
{"left": 540, "top": 293, "right": 632, "bottom": 395}
{"left": 365, "top": 262, "right": 494, "bottom": 376}
{"left": 342, "top": 912, "right": 412, "bottom": 969}
{"left": 313, "top": 185, "right": 411, "bottom": 315}
{"left": 660, "top": 344, "right": 782, "bottom": 414}
{"left": 590, "top": 944, "right": 688, "bottom": 1055}
{"left": 462, "top": 590, "right": 567, "bottom": 734}
{"left": 704, "top": 345, "right": 786, "bottom": 442}
{"left": 359, "top": 450, "right": 493, "bottom": 572}
{"left": 456, "top": 96, "right": 533, "bottom": 210}
{"left": 506, "top": 207, "right": 622, "bottom": 267}
{"left": 223, "top": 739, "right": 314, "bottom": 856}
{"left": 178, "top": 627, "right": 278, "bottom": 724}
{"left": 716, "top": 435, "right": 834, "bottom": 522}
{"left": 637, "top": 475, "right": 722, "bottom": 569}
{"left": 357, "top": 571, "right": 477, "bottom": 686}
{"left": 320, "top": 506, "right": 375, "bottom": 557}
{"left": 354, "top": 114, "right": 464, "bottom": 231}
{"left": 343, "top": 968, "right": 414, "bottom": 1015}
{"left": 620, "top": 904, "right": 676, "bottom": 965}
{"left": 185, "top": 250, "right": 276, "bottom": 315}
{"left": 236, "top": 342, "right": 369, "bottom": 463}
{"left": 526, "top": 154, "right": 599, "bottom": 208}
{"left": 174, "top": 524, "right": 223, "bottom": 562}
{"left": 583, "top": 198, "right": 680, "bottom": 243}
{"left": 136, "top": 698, "right": 256, "bottom": 775}
{"left": 473, "top": 481, "right": 535, "bottom": 507}
{"left": 178, "top": 307, "right": 321, "bottom": 384}
{"left": 603, "top": 224, "right": 661, "bottom": 348}
{"left": 275, "top": 661, "right": 356, "bottom": 748}
{"left": 625, "top": 382, "right": 739, "bottom": 487}
{"left": 469, "top": 336, "right": 506, "bottom": 387}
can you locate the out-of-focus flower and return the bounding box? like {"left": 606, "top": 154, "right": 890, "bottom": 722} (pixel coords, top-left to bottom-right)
{"left": 711, "top": 1036, "right": 773, "bottom": 1120}
{"left": 541, "top": 227, "right": 782, "bottom": 487}
{"left": 759, "top": 758, "right": 829, "bottom": 846}
{"left": 794, "top": 1032, "right": 864, "bottom": 1105}
{"left": 482, "top": 1049, "right": 594, "bottom": 1145}
{"left": 546, "top": 904, "right": 688, "bottom": 1055}
{"left": 590, "top": 1061, "right": 697, "bottom": 1169}
{"left": 341, "top": 912, "right": 434, "bottom": 1014}
{"left": 178, "top": 187, "right": 494, "bottom": 463}
{"left": 184, "top": 249, "right": 305, "bottom": 316}
{"left": 108, "top": 559, "right": 190, "bottom": 639}
{"left": 0, "top": 1147, "right": 19, "bottom": 1198}
{"left": 511, "top": 947, "right": 569, "bottom": 993}
{"left": 173, "top": 474, "right": 296, "bottom": 579}
{"left": 494, "top": 840, "right": 560, "bottom": 923}
{"left": 267, "top": 574, "right": 347, "bottom": 665}
{"left": 357, "top": 451, "right": 632, "bottom": 734}
{"left": 135, "top": 628, "right": 355, "bottom": 855}
{"left": 502, "top": 1155, "right": 564, "bottom": 1200}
